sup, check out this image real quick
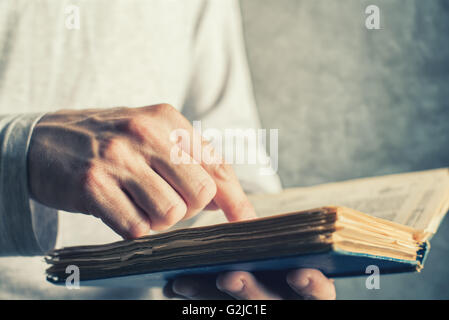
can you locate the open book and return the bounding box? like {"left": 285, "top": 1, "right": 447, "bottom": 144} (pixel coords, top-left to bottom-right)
{"left": 46, "top": 168, "right": 449, "bottom": 287}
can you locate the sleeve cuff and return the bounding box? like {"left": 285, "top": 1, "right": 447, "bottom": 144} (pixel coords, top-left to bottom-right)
{"left": 0, "top": 113, "right": 58, "bottom": 256}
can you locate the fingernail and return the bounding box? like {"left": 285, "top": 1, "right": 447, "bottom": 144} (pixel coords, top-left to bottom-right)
{"left": 288, "top": 274, "right": 310, "bottom": 289}
{"left": 217, "top": 273, "right": 245, "bottom": 293}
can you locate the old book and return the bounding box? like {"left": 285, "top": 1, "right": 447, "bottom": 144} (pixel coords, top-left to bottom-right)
{"left": 46, "top": 168, "right": 449, "bottom": 287}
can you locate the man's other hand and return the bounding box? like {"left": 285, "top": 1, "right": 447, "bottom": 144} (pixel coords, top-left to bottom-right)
{"left": 166, "top": 269, "right": 336, "bottom": 300}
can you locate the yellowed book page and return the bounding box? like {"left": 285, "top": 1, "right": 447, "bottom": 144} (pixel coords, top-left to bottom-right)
{"left": 249, "top": 168, "right": 449, "bottom": 235}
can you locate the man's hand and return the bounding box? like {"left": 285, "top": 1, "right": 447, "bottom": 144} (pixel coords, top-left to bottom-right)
{"left": 165, "top": 269, "right": 336, "bottom": 300}
{"left": 28, "top": 103, "right": 336, "bottom": 300}
{"left": 28, "top": 104, "right": 255, "bottom": 238}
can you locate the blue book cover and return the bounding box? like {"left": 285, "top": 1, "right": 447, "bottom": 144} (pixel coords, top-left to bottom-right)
{"left": 62, "top": 243, "right": 429, "bottom": 288}
{"left": 46, "top": 205, "right": 434, "bottom": 287}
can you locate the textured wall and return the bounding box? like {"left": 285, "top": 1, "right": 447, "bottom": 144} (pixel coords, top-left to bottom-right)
{"left": 240, "top": 0, "right": 449, "bottom": 299}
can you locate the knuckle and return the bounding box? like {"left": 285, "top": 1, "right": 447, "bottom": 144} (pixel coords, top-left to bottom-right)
{"left": 125, "top": 218, "right": 151, "bottom": 239}
{"left": 149, "top": 103, "right": 176, "bottom": 118}
{"left": 101, "top": 137, "right": 128, "bottom": 161}
{"left": 165, "top": 201, "right": 187, "bottom": 224}
{"left": 81, "top": 162, "right": 104, "bottom": 193}
{"left": 126, "top": 116, "right": 145, "bottom": 132}
{"left": 286, "top": 269, "right": 336, "bottom": 300}
{"left": 123, "top": 115, "right": 166, "bottom": 148}
{"left": 152, "top": 200, "right": 187, "bottom": 231}
{"left": 216, "top": 271, "right": 247, "bottom": 293}
{"left": 227, "top": 198, "right": 254, "bottom": 220}
{"left": 124, "top": 117, "right": 150, "bottom": 140}
{"left": 200, "top": 141, "right": 221, "bottom": 164}
{"left": 288, "top": 268, "right": 319, "bottom": 285}
{"left": 207, "top": 162, "right": 233, "bottom": 182}
{"left": 287, "top": 268, "right": 323, "bottom": 290}
{"left": 286, "top": 269, "right": 307, "bottom": 287}
{"left": 189, "top": 178, "right": 217, "bottom": 210}
{"left": 172, "top": 278, "right": 198, "bottom": 297}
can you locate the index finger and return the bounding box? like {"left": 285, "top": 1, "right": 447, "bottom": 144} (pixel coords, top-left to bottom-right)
{"left": 204, "top": 160, "right": 257, "bottom": 222}
{"left": 169, "top": 118, "right": 257, "bottom": 222}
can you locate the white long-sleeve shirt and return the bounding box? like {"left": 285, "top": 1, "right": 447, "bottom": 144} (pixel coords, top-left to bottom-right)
{"left": 0, "top": 0, "right": 281, "bottom": 298}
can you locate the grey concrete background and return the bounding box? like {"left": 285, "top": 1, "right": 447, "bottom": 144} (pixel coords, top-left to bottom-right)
{"left": 240, "top": 0, "right": 449, "bottom": 299}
